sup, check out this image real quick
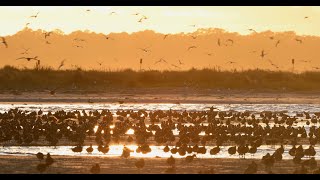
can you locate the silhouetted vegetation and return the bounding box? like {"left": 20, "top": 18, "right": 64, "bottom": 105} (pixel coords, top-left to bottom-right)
{"left": 1, "top": 65, "right": 320, "bottom": 92}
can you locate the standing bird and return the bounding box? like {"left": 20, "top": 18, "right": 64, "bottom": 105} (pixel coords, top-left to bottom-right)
{"left": 1, "top": 37, "right": 8, "bottom": 48}
{"left": 30, "top": 12, "right": 40, "bottom": 18}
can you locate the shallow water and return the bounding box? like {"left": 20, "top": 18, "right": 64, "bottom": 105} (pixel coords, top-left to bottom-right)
{"left": 0, "top": 144, "right": 318, "bottom": 160}
{"left": 0, "top": 103, "right": 319, "bottom": 159}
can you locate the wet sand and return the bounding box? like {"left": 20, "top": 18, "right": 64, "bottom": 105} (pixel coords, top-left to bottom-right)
{"left": 0, "top": 155, "right": 317, "bottom": 174}
{"left": 1, "top": 89, "right": 320, "bottom": 104}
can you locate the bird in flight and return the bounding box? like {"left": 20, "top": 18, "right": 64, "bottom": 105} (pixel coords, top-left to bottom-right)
{"left": 275, "top": 40, "right": 280, "bottom": 47}
{"left": 268, "top": 60, "right": 279, "bottom": 69}
{"left": 226, "top": 39, "right": 234, "bottom": 45}
{"left": 163, "top": 34, "right": 169, "bottom": 40}
{"left": 206, "top": 53, "right": 213, "bottom": 56}
{"left": 58, "top": 59, "right": 66, "bottom": 70}
{"left": 171, "top": 64, "right": 180, "bottom": 69}
{"left": 97, "top": 61, "right": 103, "bottom": 66}
{"left": 74, "top": 45, "right": 83, "bottom": 48}
{"left": 227, "top": 61, "right": 236, "bottom": 64}
{"left": 30, "top": 12, "right": 39, "bottom": 18}
{"left": 1, "top": 37, "right": 8, "bottom": 48}
{"left": 217, "top": 38, "right": 221, "bottom": 46}
{"left": 154, "top": 58, "right": 168, "bottom": 64}
{"left": 16, "top": 56, "right": 39, "bottom": 62}
{"left": 300, "top": 60, "right": 311, "bottom": 63}
{"left": 138, "top": 16, "right": 147, "bottom": 23}
{"left": 178, "top": 60, "right": 184, "bottom": 65}
{"left": 109, "top": 12, "right": 117, "bottom": 15}
{"left": 74, "top": 38, "right": 86, "bottom": 42}
{"left": 21, "top": 48, "right": 30, "bottom": 55}
{"left": 44, "top": 32, "right": 53, "bottom": 39}
{"left": 25, "top": 22, "right": 30, "bottom": 27}
{"left": 103, "top": 35, "right": 114, "bottom": 40}
{"left": 248, "top": 29, "right": 257, "bottom": 33}
{"left": 260, "top": 50, "right": 267, "bottom": 58}
{"left": 132, "top": 13, "right": 140, "bottom": 16}
{"left": 295, "top": 38, "right": 303, "bottom": 44}
{"left": 304, "top": 16, "right": 309, "bottom": 19}
{"left": 139, "top": 47, "right": 151, "bottom": 53}
{"left": 187, "top": 46, "right": 197, "bottom": 51}
{"left": 189, "top": 24, "right": 196, "bottom": 27}
{"left": 191, "top": 35, "right": 197, "bottom": 39}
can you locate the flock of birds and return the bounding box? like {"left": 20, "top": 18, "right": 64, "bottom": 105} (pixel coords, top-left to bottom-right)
{"left": 0, "top": 10, "right": 318, "bottom": 71}
{"left": 1, "top": 107, "right": 320, "bottom": 173}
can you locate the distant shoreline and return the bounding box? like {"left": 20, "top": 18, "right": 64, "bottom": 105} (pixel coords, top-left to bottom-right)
{"left": 1, "top": 89, "right": 320, "bottom": 104}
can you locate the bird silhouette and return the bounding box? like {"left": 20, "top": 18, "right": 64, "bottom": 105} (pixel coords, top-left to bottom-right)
{"left": 16, "top": 56, "right": 39, "bottom": 62}
{"left": 226, "top": 39, "right": 234, "bottom": 45}
{"left": 44, "top": 32, "right": 53, "bottom": 39}
{"left": 97, "top": 61, "right": 103, "bottom": 66}
{"left": 163, "top": 34, "right": 169, "bottom": 40}
{"left": 187, "top": 46, "right": 197, "bottom": 51}
{"left": 132, "top": 13, "right": 140, "bottom": 16}
{"left": 1, "top": 37, "right": 8, "bottom": 48}
{"left": 260, "top": 50, "right": 267, "bottom": 58}
{"left": 227, "top": 61, "right": 236, "bottom": 64}
{"left": 30, "top": 12, "right": 40, "bottom": 18}
{"left": 21, "top": 48, "right": 30, "bottom": 55}
{"left": 275, "top": 40, "right": 280, "bottom": 47}
{"left": 58, "top": 59, "right": 66, "bottom": 70}
{"left": 109, "top": 12, "right": 116, "bottom": 15}
{"left": 74, "top": 45, "right": 83, "bottom": 48}
{"left": 248, "top": 28, "right": 257, "bottom": 33}
{"left": 217, "top": 39, "right": 221, "bottom": 46}
{"left": 139, "top": 47, "right": 151, "bottom": 53}
{"left": 25, "top": 22, "right": 30, "bottom": 27}
{"left": 295, "top": 38, "right": 303, "bottom": 44}
{"left": 154, "top": 58, "right": 168, "bottom": 64}
{"left": 103, "top": 35, "right": 114, "bottom": 40}
{"left": 304, "top": 16, "right": 309, "bottom": 19}
{"left": 178, "top": 60, "right": 184, "bottom": 65}
{"left": 171, "top": 64, "right": 180, "bottom": 69}
{"left": 73, "top": 38, "right": 86, "bottom": 42}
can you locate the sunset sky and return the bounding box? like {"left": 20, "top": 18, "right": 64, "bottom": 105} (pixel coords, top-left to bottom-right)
{"left": 0, "top": 6, "right": 319, "bottom": 36}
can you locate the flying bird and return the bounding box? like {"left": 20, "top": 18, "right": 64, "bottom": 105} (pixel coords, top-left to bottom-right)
{"left": 191, "top": 35, "right": 197, "bottom": 39}
{"left": 103, "top": 35, "right": 113, "bottom": 40}
{"left": 248, "top": 29, "right": 257, "bottom": 33}
{"left": 226, "top": 39, "right": 234, "bottom": 45}
{"left": 268, "top": 60, "right": 279, "bottom": 69}
{"left": 187, "top": 46, "right": 197, "bottom": 51}
{"left": 217, "top": 39, "right": 221, "bottom": 46}
{"left": 21, "top": 48, "right": 30, "bottom": 55}
{"left": 73, "top": 38, "right": 86, "bottom": 42}
{"left": 300, "top": 60, "right": 311, "bottom": 63}
{"left": 206, "top": 53, "right": 213, "bottom": 56}
{"left": 58, "top": 59, "right": 66, "bottom": 70}
{"left": 97, "top": 61, "right": 103, "bottom": 66}
{"left": 154, "top": 58, "right": 168, "bottom": 64}
{"left": 189, "top": 24, "right": 196, "bottom": 27}
{"left": 74, "top": 45, "right": 83, "bottom": 48}
{"left": 86, "top": 9, "right": 91, "bottom": 12}
{"left": 44, "top": 32, "right": 53, "bottom": 39}
{"left": 295, "top": 38, "right": 303, "bottom": 43}
{"left": 1, "top": 37, "right": 8, "bottom": 48}
{"left": 260, "top": 50, "right": 267, "bottom": 58}
{"left": 30, "top": 12, "right": 39, "bottom": 18}
{"left": 132, "top": 13, "right": 140, "bottom": 16}
{"left": 178, "top": 60, "right": 184, "bottom": 65}
{"left": 227, "top": 61, "right": 236, "bottom": 64}
{"left": 171, "top": 64, "right": 180, "bottom": 68}
{"left": 275, "top": 40, "right": 280, "bottom": 47}
{"left": 25, "top": 23, "right": 30, "bottom": 27}
{"left": 163, "top": 34, "right": 169, "bottom": 40}
{"left": 16, "top": 56, "right": 39, "bottom": 62}
{"left": 304, "top": 16, "right": 309, "bottom": 19}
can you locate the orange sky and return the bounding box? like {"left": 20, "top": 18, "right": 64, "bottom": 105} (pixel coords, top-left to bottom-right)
{"left": 0, "top": 6, "right": 319, "bottom": 36}
{"left": 0, "top": 6, "right": 320, "bottom": 72}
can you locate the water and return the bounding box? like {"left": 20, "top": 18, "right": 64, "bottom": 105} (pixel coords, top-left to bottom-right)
{"left": 0, "top": 103, "right": 319, "bottom": 159}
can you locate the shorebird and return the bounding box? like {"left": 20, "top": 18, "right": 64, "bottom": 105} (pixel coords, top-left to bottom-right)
{"left": 248, "top": 28, "right": 257, "bottom": 33}
{"left": 171, "top": 64, "right": 180, "bottom": 69}
{"left": 268, "top": 60, "right": 279, "bottom": 69}
{"left": 21, "top": 48, "right": 30, "bottom": 55}
{"left": 16, "top": 56, "right": 39, "bottom": 62}
{"left": 30, "top": 12, "right": 39, "bottom": 18}
{"left": 295, "top": 38, "right": 303, "bottom": 44}
{"left": 191, "top": 35, "right": 197, "bottom": 39}
{"left": 58, "top": 59, "right": 66, "bottom": 70}
{"left": 44, "top": 32, "right": 53, "bottom": 39}
{"left": 1, "top": 37, "right": 8, "bottom": 48}
{"left": 226, "top": 39, "right": 234, "bottom": 45}
{"left": 260, "top": 50, "right": 267, "bottom": 58}
{"left": 217, "top": 39, "right": 221, "bottom": 46}
{"left": 86, "top": 9, "right": 91, "bottom": 12}
{"left": 187, "top": 46, "right": 197, "bottom": 51}
{"left": 154, "top": 58, "right": 168, "bottom": 64}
